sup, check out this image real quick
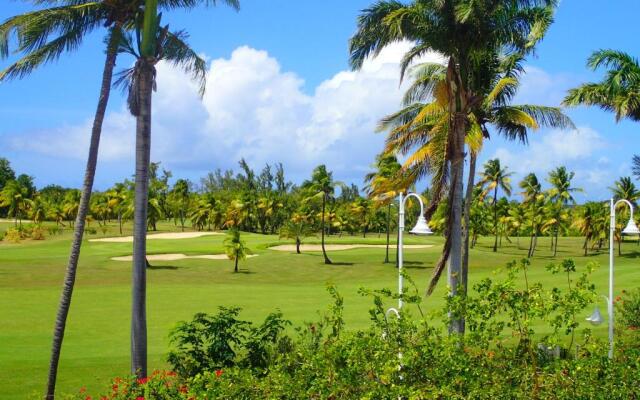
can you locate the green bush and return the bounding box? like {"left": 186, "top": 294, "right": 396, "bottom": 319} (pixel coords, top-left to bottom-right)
{"left": 617, "top": 288, "right": 640, "bottom": 330}
{"left": 30, "top": 225, "right": 46, "bottom": 240}
{"left": 68, "top": 370, "right": 188, "bottom": 400}
{"left": 47, "top": 226, "right": 63, "bottom": 236}
{"left": 3, "top": 227, "right": 22, "bottom": 243}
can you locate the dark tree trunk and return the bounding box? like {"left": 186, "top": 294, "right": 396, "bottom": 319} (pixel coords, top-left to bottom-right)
{"left": 448, "top": 110, "right": 466, "bottom": 334}
{"left": 553, "top": 227, "right": 559, "bottom": 257}
{"left": 46, "top": 28, "right": 120, "bottom": 400}
{"left": 384, "top": 203, "right": 391, "bottom": 264}
{"left": 131, "top": 58, "right": 154, "bottom": 379}
{"left": 118, "top": 211, "right": 123, "bottom": 235}
{"left": 296, "top": 237, "right": 301, "bottom": 254}
{"left": 234, "top": 255, "right": 239, "bottom": 273}
{"left": 462, "top": 151, "right": 476, "bottom": 294}
{"left": 321, "top": 194, "right": 332, "bottom": 264}
{"left": 492, "top": 186, "right": 498, "bottom": 252}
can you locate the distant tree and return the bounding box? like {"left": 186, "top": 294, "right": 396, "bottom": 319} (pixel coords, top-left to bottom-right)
{"left": 611, "top": 176, "right": 640, "bottom": 205}
{"left": 547, "top": 166, "right": 581, "bottom": 255}
{"left": 0, "top": 157, "right": 15, "bottom": 191}
{"left": 224, "top": 228, "right": 251, "bottom": 273}
{"left": 303, "top": 165, "right": 342, "bottom": 265}
{"left": 478, "top": 159, "right": 512, "bottom": 252}
{"left": 0, "top": 180, "right": 30, "bottom": 226}
{"left": 279, "top": 214, "right": 314, "bottom": 254}
{"left": 364, "top": 152, "right": 404, "bottom": 264}
{"left": 170, "top": 179, "right": 191, "bottom": 231}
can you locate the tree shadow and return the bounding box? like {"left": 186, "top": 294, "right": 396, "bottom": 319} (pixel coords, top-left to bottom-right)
{"left": 146, "top": 265, "right": 179, "bottom": 270}
{"left": 234, "top": 269, "right": 256, "bottom": 274}
{"left": 330, "top": 262, "right": 356, "bottom": 266}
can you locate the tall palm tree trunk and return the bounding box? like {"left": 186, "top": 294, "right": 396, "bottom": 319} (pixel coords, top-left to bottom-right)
{"left": 448, "top": 110, "right": 466, "bottom": 335}
{"left": 553, "top": 226, "right": 559, "bottom": 256}
{"left": 46, "top": 27, "right": 120, "bottom": 400}
{"left": 321, "top": 194, "right": 331, "bottom": 264}
{"left": 492, "top": 186, "right": 499, "bottom": 252}
{"left": 234, "top": 255, "right": 239, "bottom": 272}
{"left": 131, "top": 58, "right": 154, "bottom": 379}
{"left": 462, "top": 151, "right": 477, "bottom": 294}
{"left": 384, "top": 203, "right": 391, "bottom": 263}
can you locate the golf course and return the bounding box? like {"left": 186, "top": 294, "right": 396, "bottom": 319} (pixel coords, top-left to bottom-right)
{"left": 1, "top": 219, "right": 638, "bottom": 398}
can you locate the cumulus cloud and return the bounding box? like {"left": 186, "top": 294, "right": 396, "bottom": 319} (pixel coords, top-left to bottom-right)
{"left": 488, "top": 126, "right": 610, "bottom": 199}
{"left": 2, "top": 41, "right": 442, "bottom": 184}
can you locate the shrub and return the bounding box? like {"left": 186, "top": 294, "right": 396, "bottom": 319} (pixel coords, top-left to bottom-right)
{"left": 47, "top": 226, "right": 63, "bottom": 236}
{"left": 617, "top": 288, "right": 640, "bottom": 330}
{"left": 68, "top": 370, "right": 188, "bottom": 400}
{"left": 3, "top": 228, "right": 22, "bottom": 243}
{"left": 167, "top": 306, "right": 290, "bottom": 377}
{"left": 86, "top": 227, "right": 97, "bottom": 235}
{"left": 30, "top": 226, "right": 46, "bottom": 240}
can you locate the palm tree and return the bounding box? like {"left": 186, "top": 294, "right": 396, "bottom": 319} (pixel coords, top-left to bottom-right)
{"left": 224, "top": 228, "right": 251, "bottom": 273}
{"left": 573, "top": 202, "right": 607, "bottom": 256}
{"left": 547, "top": 166, "right": 581, "bottom": 255}
{"left": 302, "top": 165, "right": 341, "bottom": 264}
{"left": 378, "top": 59, "right": 571, "bottom": 293}
{"left": 478, "top": 159, "right": 512, "bottom": 252}
{"left": 279, "top": 214, "right": 314, "bottom": 254}
{"left": 350, "top": 1, "right": 557, "bottom": 326}
{"left": 564, "top": 50, "right": 640, "bottom": 121}
{"left": 364, "top": 152, "right": 404, "bottom": 264}
{"left": 2, "top": 1, "right": 238, "bottom": 395}
{"left": 519, "top": 173, "right": 544, "bottom": 257}
{"left": 0, "top": 180, "right": 30, "bottom": 226}
{"left": 116, "top": 3, "right": 212, "bottom": 376}
{"left": 611, "top": 177, "right": 640, "bottom": 205}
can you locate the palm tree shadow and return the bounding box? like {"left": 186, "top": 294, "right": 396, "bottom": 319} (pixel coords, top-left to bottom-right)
{"left": 235, "top": 269, "right": 256, "bottom": 274}
{"left": 146, "top": 265, "right": 179, "bottom": 270}
{"left": 330, "top": 262, "right": 356, "bottom": 266}
{"left": 403, "top": 261, "right": 431, "bottom": 269}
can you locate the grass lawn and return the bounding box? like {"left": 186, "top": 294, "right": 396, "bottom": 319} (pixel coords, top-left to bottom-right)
{"left": 1, "top": 220, "right": 639, "bottom": 398}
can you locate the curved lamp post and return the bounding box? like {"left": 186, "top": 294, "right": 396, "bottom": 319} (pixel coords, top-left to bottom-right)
{"left": 586, "top": 198, "right": 639, "bottom": 359}
{"left": 397, "top": 192, "right": 433, "bottom": 309}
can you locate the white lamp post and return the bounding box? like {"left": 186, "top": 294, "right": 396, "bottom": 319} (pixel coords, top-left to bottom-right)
{"left": 397, "top": 192, "right": 433, "bottom": 309}
{"left": 586, "top": 198, "right": 639, "bottom": 359}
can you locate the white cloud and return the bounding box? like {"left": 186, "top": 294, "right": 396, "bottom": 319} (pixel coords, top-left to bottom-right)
{"left": 488, "top": 126, "right": 610, "bottom": 198}
{"left": 3, "top": 41, "right": 443, "bottom": 184}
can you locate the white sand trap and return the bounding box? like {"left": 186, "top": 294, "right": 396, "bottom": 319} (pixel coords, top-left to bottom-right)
{"left": 111, "top": 253, "right": 258, "bottom": 261}
{"left": 269, "top": 244, "right": 433, "bottom": 252}
{"left": 90, "top": 231, "right": 222, "bottom": 243}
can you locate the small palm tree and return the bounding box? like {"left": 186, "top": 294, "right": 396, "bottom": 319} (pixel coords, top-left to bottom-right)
{"left": 547, "top": 166, "right": 581, "bottom": 255}
{"left": 279, "top": 214, "right": 314, "bottom": 254}
{"left": 364, "top": 152, "right": 404, "bottom": 264}
{"left": 564, "top": 50, "right": 640, "bottom": 121}
{"left": 611, "top": 177, "right": 640, "bottom": 205}
{"left": 224, "top": 228, "right": 251, "bottom": 273}
{"left": 478, "top": 159, "right": 513, "bottom": 252}
{"left": 302, "top": 165, "right": 342, "bottom": 264}
{"left": 0, "top": 180, "right": 30, "bottom": 226}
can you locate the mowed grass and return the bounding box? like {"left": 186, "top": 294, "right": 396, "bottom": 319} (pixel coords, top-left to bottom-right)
{"left": 1, "top": 220, "right": 639, "bottom": 398}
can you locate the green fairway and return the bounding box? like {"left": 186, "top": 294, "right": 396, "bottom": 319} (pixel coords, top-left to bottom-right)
{"left": 1, "top": 221, "right": 639, "bottom": 398}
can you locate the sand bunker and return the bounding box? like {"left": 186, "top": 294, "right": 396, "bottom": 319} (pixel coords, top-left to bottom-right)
{"left": 269, "top": 244, "right": 433, "bottom": 252}
{"left": 90, "top": 231, "right": 222, "bottom": 243}
{"left": 111, "top": 253, "right": 258, "bottom": 261}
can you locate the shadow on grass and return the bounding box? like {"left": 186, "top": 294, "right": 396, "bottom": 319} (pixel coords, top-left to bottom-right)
{"left": 330, "top": 262, "right": 356, "bottom": 266}
{"left": 147, "top": 265, "right": 179, "bottom": 270}
{"left": 234, "top": 269, "right": 256, "bottom": 274}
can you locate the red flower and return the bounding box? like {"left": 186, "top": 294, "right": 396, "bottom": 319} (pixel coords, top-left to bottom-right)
{"left": 215, "top": 369, "right": 223, "bottom": 378}
{"left": 136, "top": 397, "right": 145, "bottom": 400}
{"left": 180, "top": 385, "right": 188, "bottom": 394}
{"left": 137, "top": 377, "right": 149, "bottom": 385}
{"left": 167, "top": 371, "right": 177, "bottom": 377}
{"left": 79, "top": 388, "right": 86, "bottom": 393}
{"left": 85, "top": 397, "right": 92, "bottom": 400}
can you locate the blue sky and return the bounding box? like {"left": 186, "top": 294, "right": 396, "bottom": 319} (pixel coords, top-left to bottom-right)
{"left": 1, "top": 0, "right": 639, "bottom": 201}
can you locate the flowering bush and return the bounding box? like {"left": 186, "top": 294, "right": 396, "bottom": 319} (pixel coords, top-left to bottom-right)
{"left": 617, "top": 288, "right": 640, "bottom": 330}
{"left": 70, "top": 371, "right": 189, "bottom": 400}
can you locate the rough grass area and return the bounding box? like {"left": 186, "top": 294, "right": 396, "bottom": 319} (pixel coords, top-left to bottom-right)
{"left": 1, "top": 220, "right": 639, "bottom": 398}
